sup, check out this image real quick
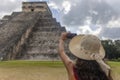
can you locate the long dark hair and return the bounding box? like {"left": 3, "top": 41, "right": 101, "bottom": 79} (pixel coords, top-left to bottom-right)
{"left": 74, "top": 58, "right": 113, "bottom": 80}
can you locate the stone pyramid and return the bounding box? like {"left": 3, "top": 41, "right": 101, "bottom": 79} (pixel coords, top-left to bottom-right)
{"left": 0, "top": 2, "right": 67, "bottom": 60}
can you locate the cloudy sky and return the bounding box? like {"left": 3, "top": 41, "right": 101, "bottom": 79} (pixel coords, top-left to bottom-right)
{"left": 0, "top": 0, "right": 120, "bottom": 40}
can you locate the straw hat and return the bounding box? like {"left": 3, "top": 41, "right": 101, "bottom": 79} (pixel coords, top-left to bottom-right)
{"left": 69, "top": 35, "right": 105, "bottom": 60}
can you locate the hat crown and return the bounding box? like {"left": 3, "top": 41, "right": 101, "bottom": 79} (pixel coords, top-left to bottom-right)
{"left": 80, "top": 35, "right": 101, "bottom": 53}
{"left": 69, "top": 34, "right": 105, "bottom": 60}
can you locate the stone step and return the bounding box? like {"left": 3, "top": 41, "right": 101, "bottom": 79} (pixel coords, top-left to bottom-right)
{"left": 35, "top": 26, "right": 61, "bottom": 29}
{"left": 26, "top": 46, "right": 58, "bottom": 54}
{"left": 32, "top": 27, "right": 61, "bottom": 32}
{"left": 0, "top": 20, "right": 8, "bottom": 26}
{"left": 29, "top": 34, "right": 60, "bottom": 40}
{"left": 0, "top": 12, "right": 20, "bottom": 27}
{"left": 38, "top": 14, "right": 52, "bottom": 19}
{"left": 2, "top": 15, "right": 12, "bottom": 21}
{"left": 11, "top": 12, "right": 40, "bottom": 21}
{"left": 31, "top": 32, "right": 61, "bottom": 36}
{"left": 0, "top": 20, "right": 2, "bottom": 25}
{"left": 60, "top": 27, "right": 66, "bottom": 31}
{"left": 38, "top": 22, "right": 60, "bottom": 26}
{"left": 26, "top": 30, "right": 60, "bottom": 48}
{"left": 38, "top": 19, "right": 57, "bottom": 24}
{"left": 11, "top": 12, "right": 22, "bottom": 17}
{"left": 38, "top": 21, "right": 57, "bottom": 24}
{"left": 28, "top": 38, "right": 59, "bottom": 46}
{"left": 28, "top": 35, "right": 59, "bottom": 43}
{"left": 27, "top": 44, "right": 58, "bottom": 49}
{"left": 38, "top": 18, "right": 56, "bottom": 22}
{"left": 35, "top": 25, "right": 61, "bottom": 28}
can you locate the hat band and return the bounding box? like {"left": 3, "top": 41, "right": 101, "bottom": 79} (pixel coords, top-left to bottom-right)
{"left": 90, "top": 53, "right": 110, "bottom": 76}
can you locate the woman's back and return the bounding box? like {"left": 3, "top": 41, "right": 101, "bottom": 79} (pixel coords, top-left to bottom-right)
{"left": 73, "top": 59, "right": 110, "bottom": 80}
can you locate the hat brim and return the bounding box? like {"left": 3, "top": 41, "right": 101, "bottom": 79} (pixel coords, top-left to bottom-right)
{"left": 69, "top": 35, "right": 105, "bottom": 60}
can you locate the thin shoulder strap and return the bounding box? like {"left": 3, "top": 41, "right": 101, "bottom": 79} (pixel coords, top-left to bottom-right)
{"left": 73, "top": 66, "right": 80, "bottom": 80}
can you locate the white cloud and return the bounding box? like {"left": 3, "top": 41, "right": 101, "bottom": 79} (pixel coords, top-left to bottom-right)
{"left": 76, "top": 17, "right": 101, "bottom": 36}
{"left": 107, "top": 19, "right": 120, "bottom": 28}
{"left": 89, "top": 10, "right": 98, "bottom": 15}
{"left": 10, "top": 0, "right": 15, "bottom": 2}
{"left": 101, "top": 36, "right": 109, "bottom": 40}
{"left": 0, "top": 0, "right": 27, "bottom": 19}
{"left": 48, "top": 2, "right": 58, "bottom": 9}
{"left": 78, "top": 24, "right": 101, "bottom": 36}
{"left": 84, "top": 17, "right": 92, "bottom": 25}
{"left": 62, "top": 1, "right": 71, "bottom": 14}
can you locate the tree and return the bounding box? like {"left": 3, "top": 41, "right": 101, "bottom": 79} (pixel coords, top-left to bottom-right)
{"left": 101, "top": 40, "right": 120, "bottom": 60}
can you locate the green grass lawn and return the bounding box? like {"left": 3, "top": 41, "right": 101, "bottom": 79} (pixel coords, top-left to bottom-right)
{"left": 108, "top": 61, "right": 120, "bottom": 80}
{"left": 0, "top": 61, "right": 119, "bottom": 80}
{"left": 0, "top": 61, "right": 64, "bottom": 67}
{"left": 0, "top": 61, "right": 67, "bottom": 80}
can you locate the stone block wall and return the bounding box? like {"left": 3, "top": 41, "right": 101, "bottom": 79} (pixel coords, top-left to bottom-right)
{"left": 0, "top": 2, "right": 72, "bottom": 61}
{"left": 0, "top": 12, "right": 40, "bottom": 60}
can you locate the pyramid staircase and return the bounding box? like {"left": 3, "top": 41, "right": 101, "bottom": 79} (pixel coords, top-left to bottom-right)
{"left": 0, "top": 2, "right": 69, "bottom": 60}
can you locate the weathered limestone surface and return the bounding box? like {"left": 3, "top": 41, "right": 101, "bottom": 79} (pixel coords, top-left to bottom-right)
{"left": 21, "top": 12, "right": 67, "bottom": 60}
{"left": 22, "top": 2, "right": 51, "bottom": 14}
{"left": 0, "top": 2, "right": 70, "bottom": 60}
{"left": 0, "top": 12, "right": 40, "bottom": 60}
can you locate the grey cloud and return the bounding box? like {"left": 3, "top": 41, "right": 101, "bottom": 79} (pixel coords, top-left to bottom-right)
{"left": 0, "top": 0, "right": 22, "bottom": 13}
{"left": 50, "top": 0, "right": 63, "bottom": 4}
{"left": 106, "top": 0, "right": 120, "bottom": 13}
{"left": 0, "top": 0, "right": 27, "bottom": 19}
{"left": 58, "top": 0, "right": 120, "bottom": 39}
{"left": 99, "top": 27, "right": 120, "bottom": 39}
{"left": 106, "top": 0, "right": 120, "bottom": 5}
{"left": 62, "top": 0, "right": 119, "bottom": 26}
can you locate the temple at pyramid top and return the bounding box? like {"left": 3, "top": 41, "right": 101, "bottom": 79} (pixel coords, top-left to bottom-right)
{"left": 22, "top": 2, "right": 52, "bottom": 14}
